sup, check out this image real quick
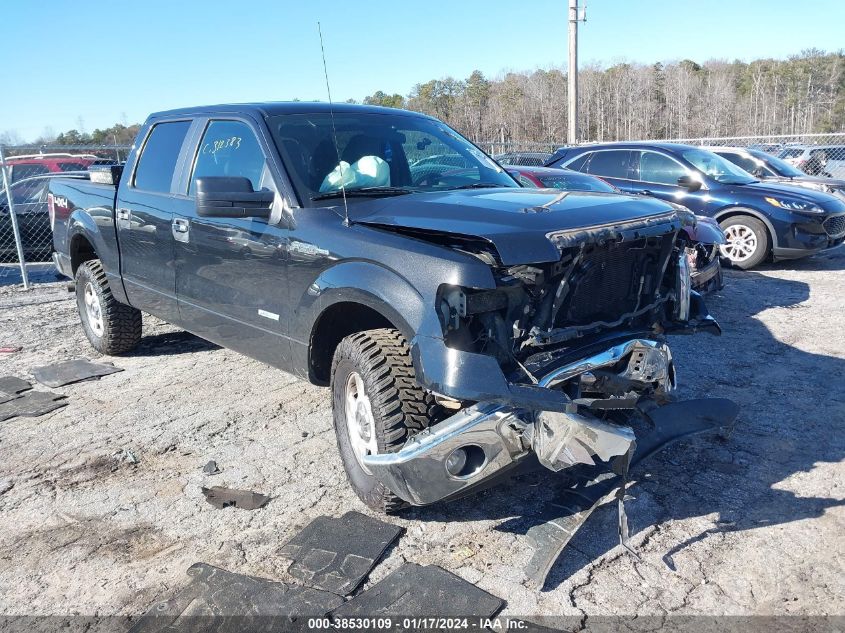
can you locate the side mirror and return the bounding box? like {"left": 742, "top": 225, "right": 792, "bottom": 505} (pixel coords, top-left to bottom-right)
{"left": 195, "top": 176, "right": 274, "bottom": 219}
{"left": 677, "top": 175, "right": 702, "bottom": 192}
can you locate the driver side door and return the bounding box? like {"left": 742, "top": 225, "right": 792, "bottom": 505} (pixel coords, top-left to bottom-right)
{"left": 174, "top": 117, "right": 292, "bottom": 368}
{"left": 630, "top": 150, "right": 708, "bottom": 214}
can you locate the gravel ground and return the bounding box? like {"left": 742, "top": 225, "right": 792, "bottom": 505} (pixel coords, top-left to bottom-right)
{"left": 0, "top": 253, "right": 843, "bottom": 624}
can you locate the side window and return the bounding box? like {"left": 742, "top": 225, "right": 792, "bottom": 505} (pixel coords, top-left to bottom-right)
{"left": 11, "top": 164, "right": 49, "bottom": 182}
{"left": 638, "top": 151, "right": 687, "bottom": 185}
{"left": 133, "top": 120, "right": 191, "bottom": 193}
{"left": 720, "top": 153, "right": 754, "bottom": 172}
{"left": 12, "top": 180, "right": 47, "bottom": 204}
{"left": 190, "top": 120, "right": 268, "bottom": 195}
{"left": 586, "top": 151, "right": 631, "bottom": 179}
{"left": 58, "top": 162, "right": 86, "bottom": 172}
{"left": 565, "top": 153, "right": 590, "bottom": 172}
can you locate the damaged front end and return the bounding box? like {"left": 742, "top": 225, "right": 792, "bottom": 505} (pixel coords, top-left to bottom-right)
{"left": 364, "top": 207, "right": 734, "bottom": 514}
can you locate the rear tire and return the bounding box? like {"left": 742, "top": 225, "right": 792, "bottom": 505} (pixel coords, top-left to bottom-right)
{"left": 331, "top": 328, "right": 437, "bottom": 513}
{"left": 719, "top": 215, "right": 770, "bottom": 270}
{"left": 75, "top": 259, "right": 142, "bottom": 355}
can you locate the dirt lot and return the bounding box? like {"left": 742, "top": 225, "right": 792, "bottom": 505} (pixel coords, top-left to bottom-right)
{"left": 0, "top": 253, "right": 843, "bottom": 624}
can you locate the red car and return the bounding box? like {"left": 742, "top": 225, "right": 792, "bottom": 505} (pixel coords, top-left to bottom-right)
{"left": 4, "top": 153, "right": 99, "bottom": 183}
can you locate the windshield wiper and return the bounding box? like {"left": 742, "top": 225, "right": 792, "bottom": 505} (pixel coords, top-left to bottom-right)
{"left": 311, "top": 186, "right": 413, "bottom": 201}
{"left": 451, "top": 182, "right": 506, "bottom": 190}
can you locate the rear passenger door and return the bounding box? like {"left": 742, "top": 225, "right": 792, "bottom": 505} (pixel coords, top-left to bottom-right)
{"left": 567, "top": 150, "right": 636, "bottom": 192}
{"left": 173, "top": 118, "right": 292, "bottom": 368}
{"left": 116, "top": 119, "right": 192, "bottom": 322}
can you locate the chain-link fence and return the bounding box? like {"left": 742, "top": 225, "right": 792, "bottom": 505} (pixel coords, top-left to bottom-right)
{"left": 0, "top": 144, "right": 130, "bottom": 288}
{"left": 2, "top": 133, "right": 844, "bottom": 289}
{"left": 484, "top": 133, "right": 845, "bottom": 174}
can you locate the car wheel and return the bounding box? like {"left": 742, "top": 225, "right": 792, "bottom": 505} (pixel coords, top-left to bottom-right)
{"left": 331, "top": 328, "right": 437, "bottom": 513}
{"left": 75, "top": 259, "right": 142, "bottom": 354}
{"left": 718, "top": 216, "right": 770, "bottom": 270}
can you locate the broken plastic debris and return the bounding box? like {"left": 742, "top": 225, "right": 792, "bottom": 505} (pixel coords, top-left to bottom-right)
{"left": 201, "top": 486, "right": 270, "bottom": 510}
{"left": 202, "top": 460, "right": 220, "bottom": 475}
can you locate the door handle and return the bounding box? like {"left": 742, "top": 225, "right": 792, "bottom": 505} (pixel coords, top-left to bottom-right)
{"left": 172, "top": 218, "right": 190, "bottom": 243}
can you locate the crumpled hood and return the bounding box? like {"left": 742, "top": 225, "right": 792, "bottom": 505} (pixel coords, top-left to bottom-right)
{"left": 348, "top": 188, "right": 680, "bottom": 265}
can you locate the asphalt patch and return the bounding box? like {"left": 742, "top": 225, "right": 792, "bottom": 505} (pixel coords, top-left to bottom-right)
{"left": 201, "top": 486, "right": 270, "bottom": 510}
{"left": 31, "top": 359, "right": 123, "bottom": 388}
{"left": 330, "top": 563, "right": 505, "bottom": 617}
{"left": 127, "top": 562, "right": 343, "bottom": 632}
{"left": 0, "top": 391, "right": 68, "bottom": 422}
{"left": 280, "top": 511, "right": 404, "bottom": 596}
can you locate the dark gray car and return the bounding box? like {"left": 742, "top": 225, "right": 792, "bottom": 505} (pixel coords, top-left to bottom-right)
{"left": 709, "top": 146, "right": 845, "bottom": 200}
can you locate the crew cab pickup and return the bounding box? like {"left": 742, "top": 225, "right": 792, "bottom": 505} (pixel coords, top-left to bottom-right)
{"left": 49, "top": 103, "right": 734, "bottom": 515}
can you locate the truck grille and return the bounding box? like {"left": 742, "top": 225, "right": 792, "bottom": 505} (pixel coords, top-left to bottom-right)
{"left": 559, "top": 237, "right": 667, "bottom": 326}
{"left": 823, "top": 214, "right": 845, "bottom": 238}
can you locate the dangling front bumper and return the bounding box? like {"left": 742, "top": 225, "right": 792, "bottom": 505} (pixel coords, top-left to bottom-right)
{"left": 362, "top": 338, "right": 723, "bottom": 507}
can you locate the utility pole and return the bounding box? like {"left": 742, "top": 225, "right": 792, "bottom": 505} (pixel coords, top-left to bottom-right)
{"left": 567, "top": 0, "right": 580, "bottom": 145}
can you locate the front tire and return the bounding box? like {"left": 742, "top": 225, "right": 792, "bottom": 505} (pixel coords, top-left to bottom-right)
{"left": 331, "top": 328, "right": 436, "bottom": 513}
{"left": 719, "top": 215, "right": 770, "bottom": 270}
{"left": 75, "top": 259, "right": 142, "bottom": 354}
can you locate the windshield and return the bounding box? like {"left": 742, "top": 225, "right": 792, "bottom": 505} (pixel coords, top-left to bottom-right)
{"left": 748, "top": 149, "right": 805, "bottom": 177}
{"left": 682, "top": 148, "right": 756, "bottom": 184}
{"left": 268, "top": 112, "right": 518, "bottom": 204}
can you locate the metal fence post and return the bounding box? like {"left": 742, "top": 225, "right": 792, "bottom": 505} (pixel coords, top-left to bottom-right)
{"left": 0, "top": 145, "right": 30, "bottom": 289}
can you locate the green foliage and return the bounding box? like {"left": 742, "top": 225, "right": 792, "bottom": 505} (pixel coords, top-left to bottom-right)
{"left": 363, "top": 91, "right": 405, "bottom": 108}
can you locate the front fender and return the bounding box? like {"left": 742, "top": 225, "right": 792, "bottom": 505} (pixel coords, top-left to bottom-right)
{"left": 309, "top": 260, "right": 428, "bottom": 342}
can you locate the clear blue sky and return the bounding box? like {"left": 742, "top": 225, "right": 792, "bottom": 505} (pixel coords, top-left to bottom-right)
{"left": 2, "top": 0, "right": 843, "bottom": 141}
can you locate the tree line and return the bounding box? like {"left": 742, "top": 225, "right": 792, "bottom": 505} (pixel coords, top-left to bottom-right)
{"left": 5, "top": 49, "right": 842, "bottom": 150}
{"left": 363, "top": 49, "right": 844, "bottom": 144}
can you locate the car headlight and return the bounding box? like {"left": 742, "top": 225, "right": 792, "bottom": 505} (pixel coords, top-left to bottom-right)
{"left": 764, "top": 197, "right": 825, "bottom": 213}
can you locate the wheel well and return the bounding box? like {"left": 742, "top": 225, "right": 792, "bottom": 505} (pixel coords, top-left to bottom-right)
{"left": 70, "top": 235, "right": 97, "bottom": 274}
{"left": 309, "top": 302, "right": 396, "bottom": 385}
{"left": 715, "top": 209, "right": 775, "bottom": 250}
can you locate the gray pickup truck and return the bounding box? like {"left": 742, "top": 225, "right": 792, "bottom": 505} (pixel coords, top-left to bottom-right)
{"left": 49, "top": 102, "right": 732, "bottom": 515}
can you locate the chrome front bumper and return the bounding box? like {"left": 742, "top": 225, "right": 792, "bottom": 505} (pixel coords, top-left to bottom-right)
{"left": 363, "top": 338, "right": 673, "bottom": 506}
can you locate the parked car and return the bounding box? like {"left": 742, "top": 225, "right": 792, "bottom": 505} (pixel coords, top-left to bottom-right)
{"left": 48, "top": 102, "right": 726, "bottom": 515}
{"left": 746, "top": 143, "right": 783, "bottom": 155}
{"left": 509, "top": 165, "right": 724, "bottom": 292}
{"left": 707, "top": 146, "right": 845, "bottom": 199}
{"left": 506, "top": 165, "right": 618, "bottom": 191}
{"left": 777, "top": 145, "right": 845, "bottom": 179}
{"left": 1, "top": 176, "right": 57, "bottom": 261}
{"left": 493, "top": 151, "right": 552, "bottom": 166}
{"left": 3, "top": 153, "right": 99, "bottom": 183}
{"left": 546, "top": 142, "right": 845, "bottom": 269}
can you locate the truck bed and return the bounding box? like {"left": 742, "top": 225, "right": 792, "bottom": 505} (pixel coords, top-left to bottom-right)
{"left": 49, "top": 176, "right": 121, "bottom": 284}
